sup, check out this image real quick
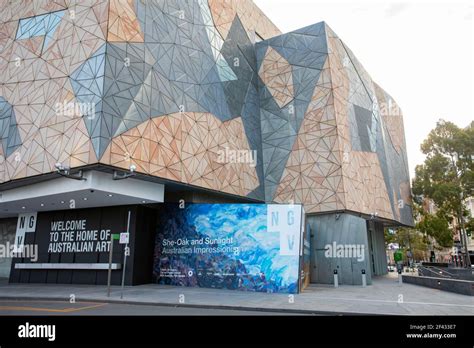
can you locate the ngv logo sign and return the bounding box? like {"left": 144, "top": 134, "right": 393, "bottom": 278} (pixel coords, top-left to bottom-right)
{"left": 15, "top": 213, "right": 37, "bottom": 250}
{"left": 267, "top": 205, "right": 302, "bottom": 256}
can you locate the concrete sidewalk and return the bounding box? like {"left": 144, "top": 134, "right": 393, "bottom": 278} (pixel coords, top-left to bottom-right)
{"left": 0, "top": 273, "right": 472, "bottom": 315}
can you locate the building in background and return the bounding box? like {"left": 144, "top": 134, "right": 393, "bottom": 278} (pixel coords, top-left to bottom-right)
{"left": 0, "top": 0, "right": 412, "bottom": 288}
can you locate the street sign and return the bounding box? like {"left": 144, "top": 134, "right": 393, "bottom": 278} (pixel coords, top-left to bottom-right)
{"left": 121, "top": 211, "right": 131, "bottom": 300}
{"left": 120, "top": 232, "right": 129, "bottom": 244}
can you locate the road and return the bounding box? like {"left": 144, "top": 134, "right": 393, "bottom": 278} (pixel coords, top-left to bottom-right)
{"left": 0, "top": 300, "right": 310, "bottom": 315}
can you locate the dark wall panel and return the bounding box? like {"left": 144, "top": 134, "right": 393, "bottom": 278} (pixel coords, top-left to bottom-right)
{"left": 10, "top": 205, "right": 158, "bottom": 286}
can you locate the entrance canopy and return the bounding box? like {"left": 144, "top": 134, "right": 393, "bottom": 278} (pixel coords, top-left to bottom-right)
{"left": 0, "top": 170, "right": 164, "bottom": 218}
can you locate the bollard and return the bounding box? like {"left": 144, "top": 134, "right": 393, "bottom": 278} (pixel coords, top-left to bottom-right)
{"left": 398, "top": 269, "right": 402, "bottom": 286}
{"left": 361, "top": 269, "right": 367, "bottom": 287}
{"left": 333, "top": 269, "right": 339, "bottom": 288}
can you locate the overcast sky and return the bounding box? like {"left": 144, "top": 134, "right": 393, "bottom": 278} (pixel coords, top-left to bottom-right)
{"left": 254, "top": 0, "right": 473, "bottom": 178}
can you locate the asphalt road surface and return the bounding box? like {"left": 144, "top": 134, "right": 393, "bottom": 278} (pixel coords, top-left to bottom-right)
{"left": 0, "top": 300, "right": 311, "bottom": 315}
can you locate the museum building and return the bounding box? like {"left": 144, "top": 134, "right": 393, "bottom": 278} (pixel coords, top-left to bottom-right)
{"left": 0, "top": 0, "right": 413, "bottom": 292}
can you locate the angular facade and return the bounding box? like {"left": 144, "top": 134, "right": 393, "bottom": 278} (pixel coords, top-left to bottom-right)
{"left": 257, "top": 23, "right": 413, "bottom": 226}
{"left": 0, "top": 0, "right": 412, "bottom": 225}
{"left": 0, "top": 0, "right": 412, "bottom": 287}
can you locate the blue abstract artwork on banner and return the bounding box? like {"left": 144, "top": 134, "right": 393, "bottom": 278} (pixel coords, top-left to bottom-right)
{"left": 153, "top": 204, "right": 302, "bottom": 293}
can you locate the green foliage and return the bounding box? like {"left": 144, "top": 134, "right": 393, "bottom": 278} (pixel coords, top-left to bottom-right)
{"left": 384, "top": 228, "right": 397, "bottom": 245}
{"left": 385, "top": 227, "right": 429, "bottom": 261}
{"left": 412, "top": 155, "right": 461, "bottom": 211}
{"left": 416, "top": 213, "right": 453, "bottom": 248}
{"left": 466, "top": 217, "right": 474, "bottom": 237}
{"left": 412, "top": 119, "right": 473, "bottom": 247}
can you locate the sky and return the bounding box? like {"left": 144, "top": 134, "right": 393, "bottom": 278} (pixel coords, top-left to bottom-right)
{"left": 254, "top": 0, "right": 473, "bottom": 178}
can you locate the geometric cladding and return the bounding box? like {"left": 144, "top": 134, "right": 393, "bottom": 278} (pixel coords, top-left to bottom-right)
{"left": 0, "top": 1, "right": 412, "bottom": 226}
{"left": 15, "top": 10, "right": 65, "bottom": 54}
{"left": 258, "top": 47, "right": 294, "bottom": 108}
{"left": 0, "top": 97, "right": 21, "bottom": 157}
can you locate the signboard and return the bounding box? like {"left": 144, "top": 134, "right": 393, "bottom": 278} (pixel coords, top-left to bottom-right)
{"left": 14, "top": 213, "right": 37, "bottom": 250}
{"left": 153, "top": 204, "right": 303, "bottom": 294}
{"left": 47, "top": 219, "right": 112, "bottom": 253}
{"left": 9, "top": 206, "right": 144, "bottom": 286}
{"left": 267, "top": 204, "right": 302, "bottom": 256}
{"left": 120, "top": 233, "right": 129, "bottom": 244}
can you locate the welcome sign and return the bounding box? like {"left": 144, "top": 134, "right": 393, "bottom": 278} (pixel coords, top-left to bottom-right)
{"left": 9, "top": 206, "right": 153, "bottom": 286}
{"left": 153, "top": 204, "right": 304, "bottom": 294}
{"left": 47, "top": 219, "right": 112, "bottom": 253}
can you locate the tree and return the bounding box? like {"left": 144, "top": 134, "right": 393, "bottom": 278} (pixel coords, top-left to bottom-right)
{"left": 419, "top": 120, "right": 473, "bottom": 197}
{"left": 385, "top": 227, "right": 429, "bottom": 261}
{"left": 412, "top": 119, "right": 473, "bottom": 264}
{"left": 466, "top": 217, "right": 474, "bottom": 238}
{"left": 416, "top": 213, "right": 453, "bottom": 248}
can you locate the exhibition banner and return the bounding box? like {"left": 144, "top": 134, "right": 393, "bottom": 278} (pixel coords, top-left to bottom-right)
{"left": 153, "top": 204, "right": 303, "bottom": 293}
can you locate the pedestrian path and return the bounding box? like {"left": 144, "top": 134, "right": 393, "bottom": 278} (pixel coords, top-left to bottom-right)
{"left": 0, "top": 273, "right": 472, "bottom": 315}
